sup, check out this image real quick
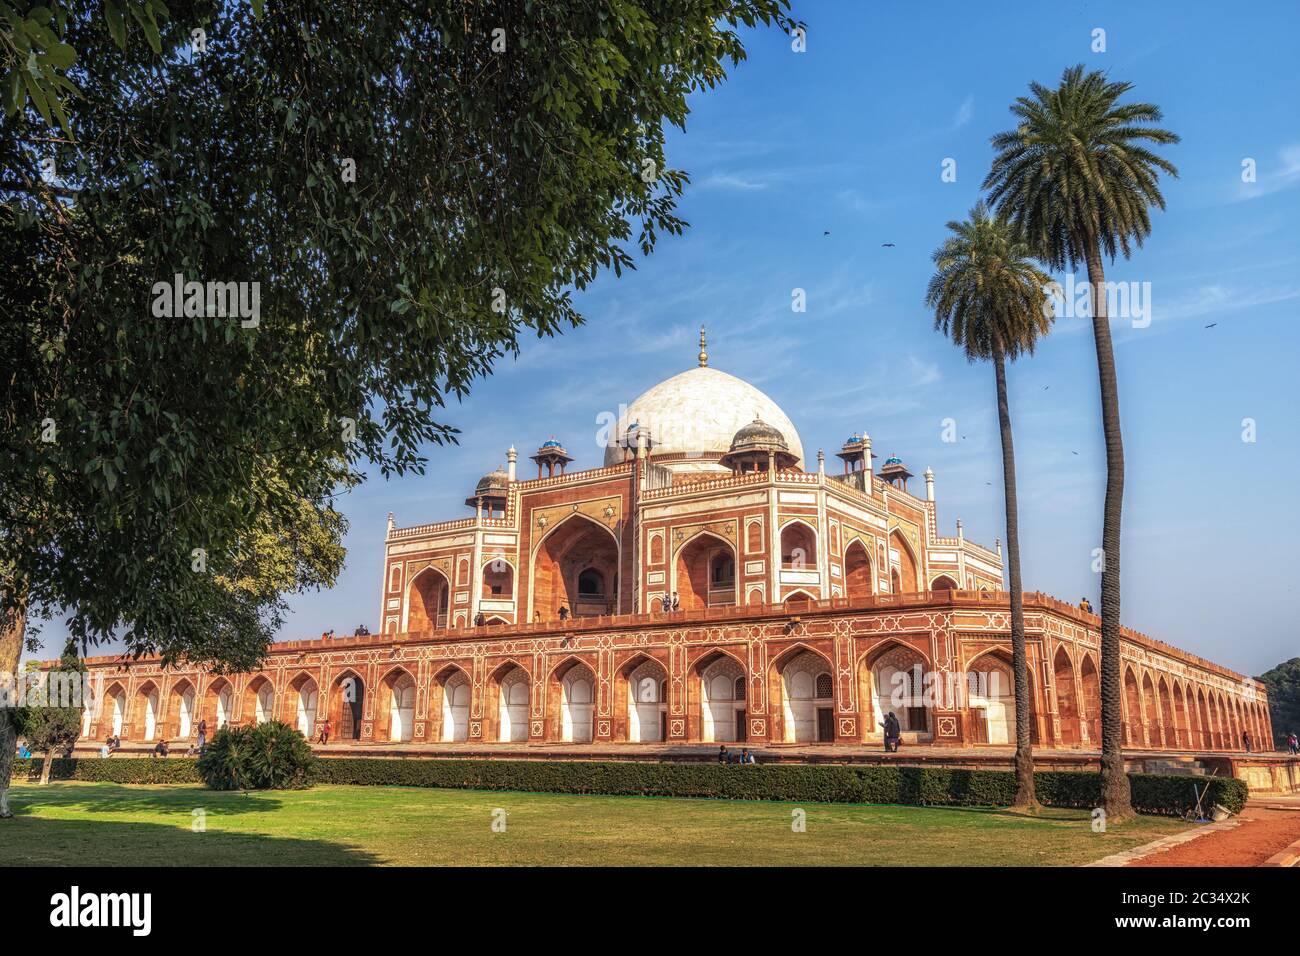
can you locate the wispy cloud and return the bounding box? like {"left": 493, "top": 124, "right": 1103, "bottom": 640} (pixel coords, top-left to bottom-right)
{"left": 700, "top": 172, "right": 770, "bottom": 191}
{"left": 951, "top": 94, "right": 974, "bottom": 131}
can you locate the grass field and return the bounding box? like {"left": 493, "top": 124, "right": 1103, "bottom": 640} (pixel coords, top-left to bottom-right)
{"left": 1, "top": 782, "right": 1191, "bottom": 866}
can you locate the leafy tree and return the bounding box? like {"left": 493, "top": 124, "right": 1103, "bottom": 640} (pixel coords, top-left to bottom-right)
{"left": 0, "top": 0, "right": 797, "bottom": 817}
{"left": 14, "top": 647, "right": 86, "bottom": 787}
{"left": 1259, "top": 658, "right": 1300, "bottom": 747}
{"left": 926, "top": 202, "right": 1053, "bottom": 809}
{"left": 984, "top": 65, "right": 1178, "bottom": 821}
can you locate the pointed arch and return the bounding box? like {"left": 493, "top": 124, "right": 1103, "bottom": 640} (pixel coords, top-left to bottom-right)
{"left": 406, "top": 565, "right": 451, "bottom": 632}
{"left": 619, "top": 654, "right": 669, "bottom": 742}
{"left": 889, "top": 529, "right": 919, "bottom": 593}
{"left": 376, "top": 665, "right": 417, "bottom": 743}
{"left": 487, "top": 659, "right": 531, "bottom": 743}
{"left": 243, "top": 675, "right": 275, "bottom": 726}
{"left": 770, "top": 644, "right": 835, "bottom": 744}
{"left": 134, "top": 680, "right": 160, "bottom": 742}
{"left": 288, "top": 672, "right": 319, "bottom": 738}
{"left": 693, "top": 649, "right": 749, "bottom": 744}
{"left": 546, "top": 656, "right": 596, "bottom": 743}
{"left": 930, "top": 574, "right": 959, "bottom": 591}
{"left": 431, "top": 663, "right": 471, "bottom": 743}
{"left": 530, "top": 512, "right": 621, "bottom": 620}
{"left": 167, "top": 678, "right": 197, "bottom": 740}
{"left": 327, "top": 668, "right": 366, "bottom": 742}
{"left": 104, "top": 681, "right": 126, "bottom": 738}
{"left": 1053, "top": 646, "right": 1080, "bottom": 746}
{"left": 779, "top": 518, "right": 818, "bottom": 570}
{"left": 1078, "top": 652, "right": 1100, "bottom": 744}
{"left": 673, "top": 530, "right": 738, "bottom": 610}
{"left": 843, "top": 537, "right": 873, "bottom": 599}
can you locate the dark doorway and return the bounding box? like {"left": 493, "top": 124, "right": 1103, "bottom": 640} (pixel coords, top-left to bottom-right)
{"left": 816, "top": 707, "right": 834, "bottom": 742}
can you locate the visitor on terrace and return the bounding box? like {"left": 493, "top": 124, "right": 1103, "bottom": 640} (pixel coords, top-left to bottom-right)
{"left": 1287, "top": 732, "right": 1297, "bottom": 755}
{"left": 558, "top": 603, "right": 569, "bottom": 621}
{"left": 152, "top": 739, "right": 169, "bottom": 759}
{"left": 717, "top": 745, "right": 729, "bottom": 764}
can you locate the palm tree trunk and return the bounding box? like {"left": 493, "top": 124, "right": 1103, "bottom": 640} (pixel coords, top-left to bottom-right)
{"left": 994, "top": 348, "right": 1037, "bottom": 808}
{"left": 0, "top": 595, "right": 27, "bottom": 819}
{"left": 1084, "top": 247, "right": 1134, "bottom": 821}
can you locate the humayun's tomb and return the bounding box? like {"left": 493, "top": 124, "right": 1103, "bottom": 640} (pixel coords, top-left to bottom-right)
{"left": 71, "top": 331, "right": 1286, "bottom": 786}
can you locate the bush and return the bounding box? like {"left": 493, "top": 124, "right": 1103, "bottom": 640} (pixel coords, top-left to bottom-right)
{"left": 310, "top": 759, "right": 1249, "bottom": 817}
{"left": 196, "top": 721, "right": 316, "bottom": 791}
{"left": 10, "top": 754, "right": 1248, "bottom": 816}
{"left": 10, "top": 756, "right": 201, "bottom": 785}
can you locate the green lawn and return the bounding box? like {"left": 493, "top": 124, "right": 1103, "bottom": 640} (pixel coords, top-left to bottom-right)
{"left": 1, "top": 782, "right": 1191, "bottom": 866}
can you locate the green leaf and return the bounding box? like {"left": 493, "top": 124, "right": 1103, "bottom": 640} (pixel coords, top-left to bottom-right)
{"left": 105, "top": 3, "right": 127, "bottom": 49}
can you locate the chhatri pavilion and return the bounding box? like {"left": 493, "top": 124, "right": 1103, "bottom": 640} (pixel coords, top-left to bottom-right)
{"left": 75, "top": 330, "right": 1274, "bottom": 766}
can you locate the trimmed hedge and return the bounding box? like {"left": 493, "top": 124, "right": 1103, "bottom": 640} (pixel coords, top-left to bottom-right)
{"left": 10, "top": 757, "right": 201, "bottom": 785}
{"left": 9, "top": 757, "right": 1248, "bottom": 816}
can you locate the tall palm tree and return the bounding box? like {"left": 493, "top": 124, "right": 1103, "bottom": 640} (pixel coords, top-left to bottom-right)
{"left": 926, "top": 202, "right": 1052, "bottom": 809}
{"left": 983, "top": 65, "right": 1178, "bottom": 819}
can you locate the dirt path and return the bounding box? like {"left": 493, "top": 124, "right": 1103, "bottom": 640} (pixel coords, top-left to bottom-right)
{"left": 1129, "top": 802, "right": 1300, "bottom": 867}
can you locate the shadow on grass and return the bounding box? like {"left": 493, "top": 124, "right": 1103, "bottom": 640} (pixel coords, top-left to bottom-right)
{"left": 6, "top": 783, "right": 286, "bottom": 817}
{"left": 0, "top": 815, "right": 381, "bottom": 866}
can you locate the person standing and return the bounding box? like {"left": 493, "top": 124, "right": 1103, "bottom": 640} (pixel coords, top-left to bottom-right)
{"left": 1287, "top": 732, "right": 1298, "bottom": 755}
{"left": 1242, "top": 730, "right": 1252, "bottom": 753}
{"left": 197, "top": 719, "right": 207, "bottom": 750}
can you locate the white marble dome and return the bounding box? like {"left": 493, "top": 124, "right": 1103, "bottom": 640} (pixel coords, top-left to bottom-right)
{"left": 603, "top": 365, "right": 805, "bottom": 470}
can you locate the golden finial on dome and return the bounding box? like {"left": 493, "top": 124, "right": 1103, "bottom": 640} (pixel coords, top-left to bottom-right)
{"left": 698, "top": 325, "right": 708, "bottom": 367}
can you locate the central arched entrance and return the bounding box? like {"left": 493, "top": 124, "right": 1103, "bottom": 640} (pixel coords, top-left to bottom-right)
{"left": 532, "top": 514, "right": 620, "bottom": 620}
{"left": 407, "top": 567, "right": 450, "bottom": 632}
{"left": 674, "top": 532, "right": 737, "bottom": 609}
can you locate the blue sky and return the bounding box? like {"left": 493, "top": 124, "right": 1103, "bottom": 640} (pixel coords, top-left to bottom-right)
{"left": 34, "top": 1, "right": 1300, "bottom": 676}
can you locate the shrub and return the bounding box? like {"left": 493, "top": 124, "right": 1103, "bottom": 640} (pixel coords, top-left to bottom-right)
{"left": 10, "top": 756, "right": 201, "bottom": 784}
{"left": 10, "top": 755, "right": 1249, "bottom": 816}
{"left": 196, "top": 721, "right": 316, "bottom": 791}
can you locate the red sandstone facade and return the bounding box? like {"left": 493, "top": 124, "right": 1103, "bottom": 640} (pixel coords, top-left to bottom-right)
{"left": 72, "top": 342, "right": 1274, "bottom": 755}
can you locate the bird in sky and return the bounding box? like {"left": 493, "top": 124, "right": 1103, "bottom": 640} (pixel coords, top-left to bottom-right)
{"left": 881, "top": 242, "right": 895, "bottom": 247}
{"left": 1205, "top": 322, "right": 1218, "bottom": 328}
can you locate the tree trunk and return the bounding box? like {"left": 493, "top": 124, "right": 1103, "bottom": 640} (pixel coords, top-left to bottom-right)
{"left": 0, "top": 596, "right": 27, "bottom": 819}
{"left": 40, "top": 752, "right": 53, "bottom": 785}
{"left": 994, "top": 349, "right": 1038, "bottom": 809}
{"left": 1085, "top": 247, "right": 1134, "bottom": 821}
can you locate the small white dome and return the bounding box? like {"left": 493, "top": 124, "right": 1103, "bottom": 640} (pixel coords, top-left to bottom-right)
{"left": 603, "top": 366, "right": 804, "bottom": 468}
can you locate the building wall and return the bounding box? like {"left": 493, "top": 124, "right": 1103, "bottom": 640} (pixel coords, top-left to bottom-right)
{"left": 76, "top": 593, "right": 1274, "bottom": 754}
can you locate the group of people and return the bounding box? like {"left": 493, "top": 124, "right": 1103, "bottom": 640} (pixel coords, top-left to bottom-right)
{"left": 717, "top": 745, "right": 758, "bottom": 764}
{"left": 317, "top": 720, "right": 332, "bottom": 745}
{"left": 660, "top": 592, "right": 682, "bottom": 613}
{"left": 1288, "top": 731, "right": 1299, "bottom": 755}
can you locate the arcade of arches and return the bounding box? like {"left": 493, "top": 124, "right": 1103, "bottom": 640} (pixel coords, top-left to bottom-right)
{"left": 70, "top": 603, "right": 1274, "bottom": 758}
